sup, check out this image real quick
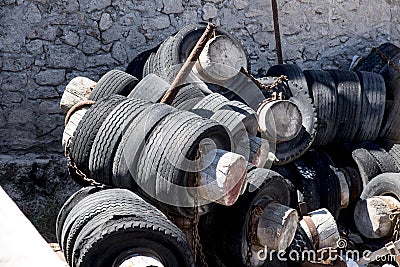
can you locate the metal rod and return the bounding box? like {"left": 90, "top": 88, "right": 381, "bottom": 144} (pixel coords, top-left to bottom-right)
{"left": 271, "top": 0, "right": 283, "bottom": 64}
{"left": 160, "top": 23, "right": 217, "bottom": 105}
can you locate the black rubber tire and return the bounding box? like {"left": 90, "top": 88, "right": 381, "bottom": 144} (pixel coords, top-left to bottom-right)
{"left": 137, "top": 110, "right": 232, "bottom": 217}
{"left": 88, "top": 98, "right": 151, "bottom": 185}
{"left": 362, "top": 142, "right": 400, "bottom": 174}
{"left": 351, "top": 147, "right": 382, "bottom": 188}
{"left": 68, "top": 189, "right": 194, "bottom": 267}
{"left": 61, "top": 189, "right": 146, "bottom": 264}
{"left": 341, "top": 167, "right": 363, "bottom": 204}
{"left": 56, "top": 186, "right": 103, "bottom": 247}
{"left": 266, "top": 64, "right": 318, "bottom": 165}
{"left": 112, "top": 103, "right": 176, "bottom": 190}
{"left": 69, "top": 95, "right": 126, "bottom": 185}
{"left": 125, "top": 45, "right": 160, "bottom": 79}
{"left": 210, "top": 109, "right": 249, "bottom": 143}
{"left": 361, "top": 173, "right": 400, "bottom": 200}
{"left": 328, "top": 70, "right": 362, "bottom": 143}
{"left": 88, "top": 70, "right": 139, "bottom": 101}
{"left": 74, "top": 216, "right": 195, "bottom": 267}
{"left": 307, "top": 150, "right": 341, "bottom": 219}
{"left": 142, "top": 51, "right": 156, "bottom": 77}
{"left": 221, "top": 101, "right": 258, "bottom": 135}
{"left": 127, "top": 73, "right": 170, "bottom": 102}
{"left": 203, "top": 168, "right": 292, "bottom": 267}
{"left": 175, "top": 23, "right": 249, "bottom": 68}
{"left": 354, "top": 71, "right": 386, "bottom": 142}
{"left": 379, "top": 139, "right": 400, "bottom": 170}
{"left": 303, "top": 70, "right": 338, "bottom": 146}
{"left": 154, "top": 23, "right": 249, "bottom": 83}
{"left": 191, "top": 93, "right": 230, "bottom": 118}
{"left": 293, "top": 157, "right": 321, "bottom": 212}
{"left": 378, "top": 51, "right": 400, "bottom": 141}
{"left": 286, "top": 222, "right": 315, "bottom": 262}
{"left": 171, "top": 83, "right": 205, "bottom": 108}
{"left": 174, "top": 98, "right": 199, "bottom": 111}
{"left": 354, "top": 43, "right": 400, "bottom": 74}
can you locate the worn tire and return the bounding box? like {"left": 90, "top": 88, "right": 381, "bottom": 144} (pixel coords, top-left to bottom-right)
{"left": 137, "top": 111, "right": 232, "bottom": 217}
{"left": 69, "top": 95, "right": 126, "bottom": 185}
{"left": 362, "top": 142, "right": 399, "bottom": 174}
{"left": 303, "top": 70, "right": 338, "bottom": 146}
{"left": 379, "top": 139, "right": 400, "bottom": 170}
{"left": 378, "top": 51, "right": 400, "bottom": 141}
{"left": 341, "top": 167, "right": 363, "bottom": 204}
{"left": 307, "top": 150, "right": 341, "bottom": 219}
{"left": 68, "top": 189, "right": 195, "bottom": 267}
{"left": 171, "top": 83, "right": 206, "bottom": 108}
{"left": 88, "top": 70, "right": 139, "bottom": 101}
{"left": 127, "top": 73, "right": 170, "bottom": 102}
{"left": 204, "top": 169, "right": 292, "bottom": 266}
{"left": 267, "top": 64, "right": 317, "bottom": 164}
{"left": 61, "top": 189, "right": 144, "bottom": 264}
{"left": 293, "top": 157, "right": 321, "bottom": 212}
{"left": 88, "top": 98, "right": 151, "bottom": 185}
{"left": 286, "top": 222, "right": 315, "bottom": 262}
{"left": 56, "top": 186, "right": 103, "bottom": 247}
{"left": 351, "top": 147, "right": 381, "bottom": 188}
{"left": 125, "top": 45, "right": 160, "bottom": 79}
{"left": 62, "top": 107, "right": 90, "bottom": 152}
{"left": 354, "top": 71, "right": 386, "bottom": 142}
{"left": 191, "top": 93, "right": 230, "bottom": 118}
{"left": 361, "top": 173, "right": 400, "bottom": 201}
{"left": 209, "top": 101, "right": 259, "bottom": 162}
{"left": 74, "top": 216, "right": 194, "bottom": 267}
{"left": 354, "top": 43, "right": 400, "bottom": 74}
{"left": 112, "top": 104, "right": 176, "bottom": 189}
{"left": 328, "top": 70, "right": 362, "bottom": 143}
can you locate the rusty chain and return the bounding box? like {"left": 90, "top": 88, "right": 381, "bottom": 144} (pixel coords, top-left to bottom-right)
{"left": 390, "top": 208, "right": 400, "bottom": 241}
{"left": 64, "top": 137, "right": 104, "bottom": 187}
{"left": 192, "top": 151, "right": 208, "bottom": 267}
{"left": 373, "top": 47, "right": 400, "bottom": 73}
{"left": 240, "top": 67, "right": 288, "bottom": 92}
{"left": 246, "top": 206, "right": 264, "bottom": 266}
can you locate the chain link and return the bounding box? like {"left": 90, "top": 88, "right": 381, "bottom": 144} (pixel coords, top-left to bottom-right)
{"left": 192, "top": 151, "right": 208, "bottom": 267}
{"left": 246, "top": 206, "right": 263, "bottom": 266}
{"left": 64, "top": 137, "right": 104, "bottom": 187}
{"left": 390, "top": 208, "right": 400, "bottom": 241}
{"left": 240, "top": 67, "right": 288, "bottom": 92}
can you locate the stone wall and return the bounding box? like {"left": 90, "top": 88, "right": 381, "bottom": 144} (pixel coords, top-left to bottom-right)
{"left": 0, "top": 0, "right": 399, "bottom": 240}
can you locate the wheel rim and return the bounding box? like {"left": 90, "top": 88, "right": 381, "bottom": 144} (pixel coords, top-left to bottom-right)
{"left": 113, "top": 250, "right": 165, "bottom": 267}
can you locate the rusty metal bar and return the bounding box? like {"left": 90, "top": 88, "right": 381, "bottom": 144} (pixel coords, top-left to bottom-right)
{"left": 271, "top": 0, "right": 283, "bottom": 64}
{"left": 160, "top": 23, "right": 217, "bottom": 105}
